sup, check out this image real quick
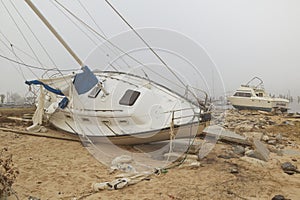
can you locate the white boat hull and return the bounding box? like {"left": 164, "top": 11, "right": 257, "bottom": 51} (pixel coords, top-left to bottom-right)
{"left": 39, "top": 71, "right": 211, "bottom": 144}
{"left": 228, "top": 96, "right": 289, "bottom": 112}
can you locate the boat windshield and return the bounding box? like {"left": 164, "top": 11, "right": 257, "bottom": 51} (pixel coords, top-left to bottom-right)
{"left": 234, "top": 92, "right": 252, "bottom": 97}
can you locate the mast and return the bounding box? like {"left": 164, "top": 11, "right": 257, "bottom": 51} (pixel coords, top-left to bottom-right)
{"left": 24, "top": 0, "right": 83, "bottom": 67}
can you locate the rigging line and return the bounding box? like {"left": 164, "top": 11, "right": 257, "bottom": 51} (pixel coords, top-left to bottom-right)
{"left": 0, "top": 29, "right": 12, "bottom": 45}
{"left": 0, "top": 35, "right": 44, "bottom": 76}
{"left": 110, "top": 47, "right": 187, "bottom": 94}
{"left": 0, "top": 33, "right": 39, "bottom": 78}
{"left": 0, "top": 39, "right": 74, "bottom": 77}
{"left": 51, "top": 0, "right": 119, "bottom": 72}
{"left": 53, "top": 0, "right": 128, "bottom": 71}
{"left": 11, "top": 44, "right": 26, "bottom": 80}
{"left": 11, "top": 1, "right": 73, "bottom": 84}
{"left": 53, "top": 0, "right": 161, "bottom": 76}
{"left": 9, "top": 0, "right": 57, "bottom": 69}
{"left": 10, "top": 2, "right": 69, "bottom": 84}
{"left": 103, "top": 0, "right": 186, "bottom": 87}
{"left": 50, "top": 1, "right": 99, "bottom": 46}
{"left": 0, "top": 32, "right": 25, "bottom": 61}
{"left": 1, "top": 5, "right": 71, "bottom": 91}
{"left": 0, "top": 0, "right": 45, "bottom": 70}
{"left": 76, "top": 0, "right": 132, "bottom": 70}
{"left": 0, "top": 47, "right": 23, "bottom": 79}
{"left": 11, "top": 44, "right": 53, "bottom": 69}
{"left": 77, "top": 0, "right": 107, "bottom": 38}
{"left": 0, "top": 53, "right": 76, "bottom": 72}
{"left": 0, "top": 35, "right": 12, "bottom": 51}
{"left": 21, "top": 1, "right": 80, "bottom": 89}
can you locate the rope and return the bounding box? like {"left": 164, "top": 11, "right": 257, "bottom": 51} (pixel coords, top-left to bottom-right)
{"left": 51, "top": 0, "right": 158, "bottom": 74}
{"left": 11, "top": 44, "right": 26, "bottom": 80}
{"left": 0, "top": 53, "right": 76, "bottom": 72}
{"left": 0, "top": 31, "right": 39, "bottom": 78}
{"left": 103, "top": 0, "right": 187, "bottom": 88}
{"left": 50, "top": 0, "right": 123, "bottom": 72}
{"left": 0, "top": 46, "right": 24, "bottom": 81}
{"left": 169, "top": 111, "right": 175, "bottom": 152}
{"left": 0, "top": 30, "right": 12, "bottom": 46}
{"left": 76, "top": 0, "right": 134, "bottom": 70}
{"left": 0, "top": 0, "right": 45, "bottom": 72}
{"left": 52, "top": 0, "right": 185, "bottom": 91}
{"left": 50, "top": 1, "right": 99, "bottom": 46}
{"left": 0, "top": 31, "right": 38, "bottom": 67}
{"left": 52, "top": 0, "right": 128, "bottom": 75}
{"left": 52, "top": 0, "right": 129, "bottom": 71}
{"left": 10, "top": 1, "right": 75, "bottom": 88}
{"left": 77, "top": 0, "right": 108, "bottom": 38}
{"left": 9, "top": 0, "right": 57, "bottom": 68}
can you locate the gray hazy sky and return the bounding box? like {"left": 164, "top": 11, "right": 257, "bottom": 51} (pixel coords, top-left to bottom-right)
{"left": 0, "top": 0, "right": 299, "bottom": 97}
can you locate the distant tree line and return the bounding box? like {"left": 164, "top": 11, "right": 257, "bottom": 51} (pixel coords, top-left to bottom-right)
{"left": 0, "top": 94, "right": 4, "bottom": 104}
{"left": 269, "top": 94, "right": 300, "bottom": 103}
{"left": 0, "top": 93, "right": 25, "bottom": 105}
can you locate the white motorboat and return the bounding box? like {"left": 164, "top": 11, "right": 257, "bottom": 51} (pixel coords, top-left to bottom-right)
{"left": 228, "top": 77, "right": 289, "bottom": 112}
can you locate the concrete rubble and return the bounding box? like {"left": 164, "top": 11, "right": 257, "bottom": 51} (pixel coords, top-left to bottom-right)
{"left": 252, "top": 139, "right": 270, "bottom": 161}
{"left": 203, "top": 125, "right": 250, "bottom": 145}
{"left": 161, "top": 108, "right": 300, "bottom": 166}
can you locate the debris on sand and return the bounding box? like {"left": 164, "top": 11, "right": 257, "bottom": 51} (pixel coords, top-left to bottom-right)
{"left": 0, "top": 147, "right": 19, "bottom": 198}
{"left": 271, "top": 194, "right": 289, "bottom": 200}
{"left": 281, "top": 162, "right": 300, "bottom": 175}
{"left": 1, "top": 108, "right": 300, "bottom": 199}
{"left": 28, "top": 196, "right": 41, "bottom": 200}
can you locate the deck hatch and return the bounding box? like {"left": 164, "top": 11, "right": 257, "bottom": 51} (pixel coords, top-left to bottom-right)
{"left": 88, "top": 84, "right": 102, "bottom": 98}
{"left": 119, "top": 90, "right": 140, "bottom": 106}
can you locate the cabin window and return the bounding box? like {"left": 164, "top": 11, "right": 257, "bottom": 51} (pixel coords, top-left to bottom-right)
{"left": 234, "top": 92, "right": 251, "bottom": 98}
{"left": 88, "top": 84, "right": 102, "bottom": 98}
{"left": 119, "top": 90, "right": 140, "bottom": 106}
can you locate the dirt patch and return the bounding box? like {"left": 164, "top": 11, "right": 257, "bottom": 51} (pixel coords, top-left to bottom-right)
{"left": 0, "top": 108, "right": 299, "bottom": 199}
{"left": 0, "top": 107, "right": 35, "bottom": 118}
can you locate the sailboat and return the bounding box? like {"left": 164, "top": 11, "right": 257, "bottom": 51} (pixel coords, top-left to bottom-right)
{"left": 20, "top": 1, "right": 211, "bottom": 145}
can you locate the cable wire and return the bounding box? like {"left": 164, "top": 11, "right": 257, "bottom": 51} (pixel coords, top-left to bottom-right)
{"left": 0, "top": 0, "right": 45, "bottom": 71}
{"left": 9, "top": 0, "right": 58, "bottom": 68}
{"left": 0, "top": 53, "right": 76, "bottom": 72}
{"left": 103, "top": 0, "right": 186, "bottom": 88}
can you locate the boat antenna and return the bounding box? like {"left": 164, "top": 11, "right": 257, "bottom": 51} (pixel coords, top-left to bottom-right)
{"left": 24, "top": 0, "right": 84, "bottom": 67}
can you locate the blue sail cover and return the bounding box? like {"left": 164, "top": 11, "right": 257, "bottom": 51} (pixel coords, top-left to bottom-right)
{"left": 73, "top": 66, "right": 98, "bottom": 95}
{"left": 25, "top": 80, "right": 64, "bottom": 96}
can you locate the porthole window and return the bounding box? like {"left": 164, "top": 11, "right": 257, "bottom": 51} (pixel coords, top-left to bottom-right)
{"left": 119, "top": 90, "right": 140, "bottom": 106}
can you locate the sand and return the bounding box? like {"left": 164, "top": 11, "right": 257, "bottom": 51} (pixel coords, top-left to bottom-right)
{"left": 1, "top": 108, "right": 300, "bottom": 199}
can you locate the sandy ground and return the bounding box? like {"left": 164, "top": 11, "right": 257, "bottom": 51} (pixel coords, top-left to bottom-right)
{"left": 1, "top": 107, "right": 300, "bottom": 200}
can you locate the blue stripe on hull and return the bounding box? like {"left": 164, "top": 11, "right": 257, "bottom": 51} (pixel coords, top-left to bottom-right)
{"left": 232, "top": 105, "right": 272, "bottom": 112}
